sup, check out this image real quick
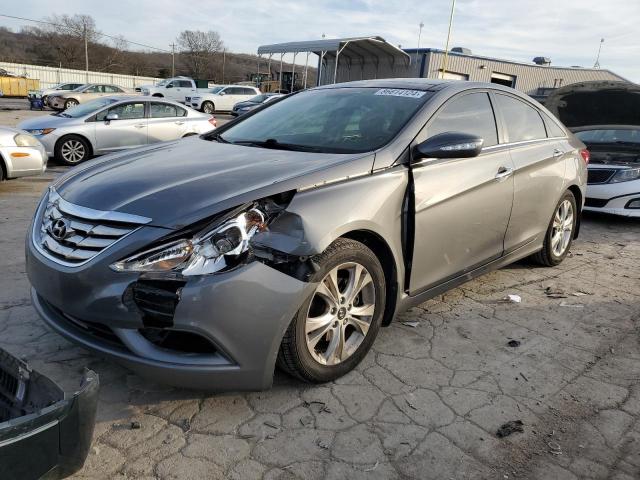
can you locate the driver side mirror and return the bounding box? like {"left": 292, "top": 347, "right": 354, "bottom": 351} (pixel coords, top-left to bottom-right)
{"left": 219, "top": 91, "right": 226, "bottom": 96}
{"left": 413, "top": 132, "right": 484, "bottom": 161}
{"left": 105, "top": 113, "right": 119, "bottom": 122}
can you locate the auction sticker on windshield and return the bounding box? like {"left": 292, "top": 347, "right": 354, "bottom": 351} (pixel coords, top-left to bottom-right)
{"left": 375, "top": 89, "right": 427, "bottom": 98}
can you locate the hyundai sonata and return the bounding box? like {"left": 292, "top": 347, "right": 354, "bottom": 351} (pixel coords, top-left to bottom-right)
{"left": 27, "top": 79, "right": 587, "bottom": 390}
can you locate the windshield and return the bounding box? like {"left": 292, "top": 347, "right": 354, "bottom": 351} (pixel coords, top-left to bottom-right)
{"left": 576, "top": 128, "right": 640, "bottom": 145}
{"left": 218, "top": 87, "right": 432, "bottom": 153}
{"left": 207, "top": 87, "right": 224, "bottom": 94}
{"left": 156, "top": 79, "right": 169, "bottom": 86}
{"left": 72, "top": 84, "right": 88, "bottom": 92}
{"left": 60, "top": 98, "right": 120, "bottom": 118}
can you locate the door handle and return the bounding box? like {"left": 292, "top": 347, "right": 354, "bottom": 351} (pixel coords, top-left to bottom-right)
{"left": 553, "top": 149, "right": 564, "bottom": 158}
{"left": 133, "top": 124, "right": 145, "bottom": 129}
{"left": 495, "top": 166, "right": 514, "bottom": 180}
{"left": 175, "top": 121, "right": 185, "bottom": 125}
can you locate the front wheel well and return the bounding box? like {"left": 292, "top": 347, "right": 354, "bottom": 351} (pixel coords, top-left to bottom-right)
{"left": 0, "top": 152, "right": 7, "bottom": 180}
{"left": 341, "top": 230, "right": 398, "bottom": 327}
{"left": 152, "top": 93, "right": 164, "bottom": 97}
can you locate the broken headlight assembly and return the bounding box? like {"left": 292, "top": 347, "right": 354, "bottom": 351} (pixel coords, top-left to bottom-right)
{"left": 110, "top": 207, "right": 268, "bottom": 276}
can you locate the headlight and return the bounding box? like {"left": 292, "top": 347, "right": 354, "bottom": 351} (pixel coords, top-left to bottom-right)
{"left": 192, "top": 97, "right": 201, "bottom": 101}
{"left": 14, "top": 133, "right": 42, "bottom": 146}
{"left": 610, "top": 168, "right": 640, "bottom": 183}
{"left": 110, "top": 207, "right": 267, "bottom": 275}
{"left": 24, "top": 128, "right": 55, "bottom": 137}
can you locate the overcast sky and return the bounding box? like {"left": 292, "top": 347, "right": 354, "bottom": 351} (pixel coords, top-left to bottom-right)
{"left": 2, "top": 0, "right": 639, "bottom": 81}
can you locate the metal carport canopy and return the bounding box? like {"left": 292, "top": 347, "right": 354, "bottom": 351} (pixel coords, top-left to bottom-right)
{"left": 257, "top": 36, "right": 411, "bottom": 85}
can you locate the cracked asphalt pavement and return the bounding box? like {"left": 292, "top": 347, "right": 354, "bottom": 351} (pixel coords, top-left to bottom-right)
{"left": 1, "top": 109, "right": 639, "bottom": 479}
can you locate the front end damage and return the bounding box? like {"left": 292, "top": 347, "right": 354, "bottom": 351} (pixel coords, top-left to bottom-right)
{"left": 0, "top": 348, "right": 98, "bottom": 480}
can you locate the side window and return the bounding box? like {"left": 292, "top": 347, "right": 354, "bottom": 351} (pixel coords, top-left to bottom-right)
{"left": 494, "top": 94, "right": 546, "bottom": 142}
{"left": 85, "top": 85, "right": 99, "bottom": 93}
{"left": 542, "top": 112, "right": 566, "bottom": 138}
{"left": 62, "top": 84, "right": 74, "bottom": 90}
{"left": 427, "top": 92, "right": 498, "bottom": 147}
{"left": 150, "top": 102, "right": 182, "bottom": 118}
{"left": 179, "top": 80, "right": 193, "bottom": 88}
{"left": 96, "top": 102, "right": 145, "bottom": 121}
{"left": 243, "top": 88, "right": 257, "bottom": 95}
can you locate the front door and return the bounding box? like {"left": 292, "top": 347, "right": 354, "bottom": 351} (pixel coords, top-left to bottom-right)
{"left": 93, "top": 101, "right": 147, "bottom": 152}
{"left": 409, "top": 91, "right": 514, "bottom": 294}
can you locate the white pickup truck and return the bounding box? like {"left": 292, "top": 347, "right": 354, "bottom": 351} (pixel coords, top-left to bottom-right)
{"left": 137, "top": 77, "right": 197, "bottom": 104}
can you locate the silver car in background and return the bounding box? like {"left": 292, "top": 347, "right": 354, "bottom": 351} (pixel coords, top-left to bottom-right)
{"left": 0, "top": 127, "right": 47, "bottom": 180}
{"left": 17, "top": 96, "right": 217, "bottom": 165}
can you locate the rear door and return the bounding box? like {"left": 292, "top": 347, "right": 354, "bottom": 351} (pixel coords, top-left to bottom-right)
{"left": 147, "top": 101, "right": 189, "bottom": 142}
{"left": 494, "top": 93, "right": 567, "bottom": 252}
{"left": 93, "top": 101, "right": 147, "bottom": 152}
{"left": 219, "top": 87, "right": 243, "bottom": 110}
{"left": 409, "top": 91, "right": 515, "bottom": 293}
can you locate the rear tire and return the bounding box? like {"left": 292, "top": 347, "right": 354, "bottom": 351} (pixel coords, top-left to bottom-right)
{"left": 201, "top": 101, "right": 215, "bottom": 114}
{"left": 277, "top": 238, "right": 386, "bottom": 383}
{"left": 531, "top": 190, "right": 577, "bottom": 266}
{"left": 55, "top": 135, "right": 91, "bottom": 165}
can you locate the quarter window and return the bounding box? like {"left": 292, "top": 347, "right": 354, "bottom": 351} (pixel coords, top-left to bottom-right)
{"left": 542, "top": 112, "right": 566, "bottom": 138}
{"left": 494, "top": 94, "right": 546, "bottom": 142}
{"left": 427, "top": 92, "right": 498, "bottom": 147}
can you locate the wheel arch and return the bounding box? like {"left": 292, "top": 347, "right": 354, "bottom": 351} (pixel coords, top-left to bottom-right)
{"left": 152, "top": 93, "right": 164, "bottom": 97}
{"left": 0, "top": 151, "right": 8, "bottom": 180}
{"left": 340, "top": 229, "right": 398, "bottom": 327}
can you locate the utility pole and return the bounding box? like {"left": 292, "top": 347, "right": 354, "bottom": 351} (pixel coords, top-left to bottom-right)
{"left": 594, "top": 38, "right": 604, "bottom": 68}
{"left": 440, "top": 0, "right": 456, "bottom": 78}
{"left": 83, "top": 23, "right": 89, "bottom": 82}
{"left": 222, "top": 49, "right": 226, "bottom": 83}
{"left": 170, "top": 43, "right": 176, "bottom": 76}
{"left": 416, "top": 21, "right": 424, "bottom": 74}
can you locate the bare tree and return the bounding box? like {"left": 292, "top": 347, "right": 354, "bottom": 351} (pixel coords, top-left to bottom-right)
{"left": 177, "top": 30, "right": 223, "bottom": 78}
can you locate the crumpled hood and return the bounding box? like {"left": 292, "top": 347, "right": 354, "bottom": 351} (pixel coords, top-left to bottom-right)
{"left": 54, "top": 136, "right": 374, "bottom": 229}
{"left": 18, "top": 113, "right": 80, "bottom": 130}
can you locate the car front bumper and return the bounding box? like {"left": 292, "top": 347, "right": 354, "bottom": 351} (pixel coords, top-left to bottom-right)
{"left": 26, "top": 221, "right": 314, "bottom": 391}
{"left": 0, "top": 145, "right": 47, "bottom": 178}
{"left": 584, "top": 180, "right": 640, "bottom": 217}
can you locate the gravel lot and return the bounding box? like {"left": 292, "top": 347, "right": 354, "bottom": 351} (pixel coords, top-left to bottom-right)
{"left": 1, "top": 105, "right": 639, "bottom": 480}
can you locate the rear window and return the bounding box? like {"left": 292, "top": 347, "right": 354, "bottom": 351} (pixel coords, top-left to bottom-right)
{"left": 494, "top": 94, "right": 546, "bottom": 142}
{"left": 218, "top": 87, "right": 433, "bottom": 154}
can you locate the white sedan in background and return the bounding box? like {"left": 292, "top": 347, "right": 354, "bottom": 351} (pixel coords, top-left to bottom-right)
{"left": 0, "top": 127, "right": 47, "bottom": 180}
{"left": 188, "top": 85, "right": 261, "bottom": 113}
{"left": 17, "top": 96, "right": 217, "bottom": 165}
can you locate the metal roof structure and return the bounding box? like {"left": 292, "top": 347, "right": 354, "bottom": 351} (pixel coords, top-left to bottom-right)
{"left": 257, "top": 36, "right": 411, "bottom": 87}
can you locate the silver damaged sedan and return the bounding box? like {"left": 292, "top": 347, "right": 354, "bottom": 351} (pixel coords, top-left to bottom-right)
{"left": 26, "top": 80, "right": 588, "bottom": 390}
{"left": 18, "top": 96, "right": 217, "bottom": 165}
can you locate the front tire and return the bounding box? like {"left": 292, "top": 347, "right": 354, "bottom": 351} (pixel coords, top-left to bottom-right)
{"left": 278, "top": 238, "right": 386, "bottom": 383}
{"left": 531, "top": 190, "right": 577, "bottom": 266}
{"left": 64, "top": 98, "right": 78, "bottom": 110}
{"left": 55, "top": 135, "right": 91, "bottom": 165}
{"left": 201, "top": 101, "right": 215, "bottom": 114}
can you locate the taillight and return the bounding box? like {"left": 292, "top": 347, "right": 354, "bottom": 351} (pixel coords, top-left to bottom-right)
{"left": 579, "top": 149, "right": 590, "bottom": 164}
{"left": 208, "top": 117, "right": 217, "bottom": 128}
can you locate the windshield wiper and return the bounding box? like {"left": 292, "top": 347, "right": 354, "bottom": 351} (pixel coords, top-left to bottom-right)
{"left": 230, "top": 138, "right": 324, "bottom": 152}
{"left": 209, "top": 133, "right": 229, "bottom": 143}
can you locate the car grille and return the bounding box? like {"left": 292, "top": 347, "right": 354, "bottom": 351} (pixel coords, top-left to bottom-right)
{"left": 587, "top": 169, "right": 616, "bottom": 184}
{"left": 34, "top": 188, "right": 152, "bottom": 266}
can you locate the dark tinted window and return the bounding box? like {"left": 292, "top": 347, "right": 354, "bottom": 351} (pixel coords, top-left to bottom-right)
{"left": 243, "top": 88, "right": 257, "bottom": 95}
{"left": 226, "top": 87, "right": 242, "bottom": 95}
{"left": 150, "top": 102, "right": 187, "bottom": 118}
{"left": 494, "top": 94, "right": 546, "bottom": 142}
{"left": 219, "top": 87, "right": 433, "bottom": 154}
{"left": 542, "top": 113, "right": 566, "bottom": 137}
{"left": 96, "top": 102, "right": 145, "bottom": 121}
{"left": 178, "top": 80, "right": 192, "bottom": 88}
{"left": 427, "top": 92, "right": 498, "bottom": 147}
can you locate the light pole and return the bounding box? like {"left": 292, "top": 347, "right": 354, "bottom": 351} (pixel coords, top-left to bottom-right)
{"left": 170, "top": 43, "right": 176, "bottom": 76}
{"left": 416, "top": 21, "right": 424, "bottom": 74}
{"left": 594, "top": 38, "right": 604, "bottom": 68}
{"left": 439, "top": 0, "right": 456, "bottom": 78}
{"left": 83, "top": 24, "right": 89, "bottom": 82}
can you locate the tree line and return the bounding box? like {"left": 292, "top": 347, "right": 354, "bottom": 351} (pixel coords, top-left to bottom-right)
{"left": 0, "top": 14, "right": 312, "bottom": 84}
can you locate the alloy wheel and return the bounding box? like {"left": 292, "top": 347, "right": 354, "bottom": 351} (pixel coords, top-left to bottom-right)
{"left": 65, "top": 99, "right": 78, "bottom": 108}
{"left": 61, "top": 140, "right": 86, "bottom": 164}
{"left": 203, "top": 102, "right": 214, "bottom": 114}
{"left": 305, "top": 262, "right": 376, "bottom": 365}
{"left": 551, "top": 199, "right": 573, "bottom": 257}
